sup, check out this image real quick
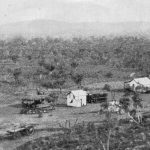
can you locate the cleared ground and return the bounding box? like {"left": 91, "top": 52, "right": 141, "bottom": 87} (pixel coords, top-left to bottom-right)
{"left": 0, "top": 82, "right": 150, "bottom": 150}
{"left": 0, "top": 102, "right": 105, "bottom": 150}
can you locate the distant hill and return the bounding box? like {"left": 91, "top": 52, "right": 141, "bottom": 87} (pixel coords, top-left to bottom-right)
{"left": 0, "top": 20, "right": 150, "bottom": 38}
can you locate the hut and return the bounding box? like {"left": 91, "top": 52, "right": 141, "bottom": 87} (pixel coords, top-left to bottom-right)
{"left": 67, "top": 90, "right": 87, "bottom": 107}
{"left": 124, "top": 77, "right": 150, "bottom": 92}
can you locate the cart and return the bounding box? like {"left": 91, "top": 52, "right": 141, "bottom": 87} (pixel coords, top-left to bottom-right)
{"left": 87, "top": 93, "right": 108, "bottom": 103}
{"left": 6, "top": 124, "right": 35, "bottom": 139}
{"left": 20, "top": 94, "right": 55, "bottom": 114}
{"left": 20, "top": 103, "right": 55, "bottom": 114}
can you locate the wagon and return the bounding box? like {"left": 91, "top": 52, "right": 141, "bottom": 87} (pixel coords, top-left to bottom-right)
{"left": 0, "top": 123, "right": 36, "bottom": 140}
{"left": 87, "top": 93, "right": 108, "bottom": 103}
{"left": 20, "top": 103, "right": 55, "bottom": 114}
{"left": 6, "top": 124, "right": 35, "bottom": 139}
{"left": 20, "top": 94, "right": 56, "bottom": 114}
{"left": 21, "top": 95, "right": 46, "bottom": 108}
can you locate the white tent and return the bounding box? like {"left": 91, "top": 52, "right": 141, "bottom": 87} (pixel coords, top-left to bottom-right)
{"left": 67, "top": 90, "right": 87, "bottom": 107}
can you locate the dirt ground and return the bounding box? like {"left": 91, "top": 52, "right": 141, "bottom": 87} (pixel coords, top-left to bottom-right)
{"left": 0, "top": 101, "right": 105, "bottom": 150}
{"left": 0, "top": 89, "right": 150, "bottom": 150}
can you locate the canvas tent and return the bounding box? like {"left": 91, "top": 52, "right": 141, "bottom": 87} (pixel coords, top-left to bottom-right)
{"left": 67, "top": 90, "right": 87, "bottom": 107}
{"left": 124, "top": 77, "right": 150, "bottom": 92}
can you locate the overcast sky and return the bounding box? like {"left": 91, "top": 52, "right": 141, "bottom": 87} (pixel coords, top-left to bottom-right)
{"left": 0, "top": 0, "right": 150, "bottom": 25}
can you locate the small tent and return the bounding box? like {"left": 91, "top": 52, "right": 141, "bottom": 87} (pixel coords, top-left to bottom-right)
{"left": 67, "top": 90, "right": 87, "bottom": 107}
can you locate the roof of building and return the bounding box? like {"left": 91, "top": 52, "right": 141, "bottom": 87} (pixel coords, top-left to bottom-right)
{"left": 67, "top": 90, "right": 87, "bottom": 96}
{"left": 131, "top": 77, "right": 150, "bottom": 86}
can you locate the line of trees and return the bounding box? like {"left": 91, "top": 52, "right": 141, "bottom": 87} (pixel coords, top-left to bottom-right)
{"left": 0, "top": 36, "right": 150, "bottom": 88}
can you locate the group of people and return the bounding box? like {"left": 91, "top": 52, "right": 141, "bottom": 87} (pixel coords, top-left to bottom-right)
{"left": 107, "top": 97, "right": 143, "bottom": 123}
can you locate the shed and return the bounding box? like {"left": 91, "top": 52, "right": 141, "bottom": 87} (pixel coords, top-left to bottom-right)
{"left": 87, "top": 93, "right": 107, "bottom": 103}
{"left": 67, "top": 90, "right": 87, "bottom": 107}
{"left": 124, "top": 77, "right": 150, "bottom": 92}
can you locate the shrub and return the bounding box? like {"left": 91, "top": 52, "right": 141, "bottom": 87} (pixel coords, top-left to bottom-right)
{"left": 13, "top": 68, "right": 22, "bottom": 84}
{"left": 71, "top": 73, "right": 84, "bottom": 88}
{"left": 83, "top": 87, "right": 89, "bottom": 91}
{"left": 102, "top": 84, "right": 111, "bottom": 91}
{"left": 104, "top": 71, "right": 113, "bottom": 78}
{"left": 86, "top": 122, "right": 96, "bottom": 133}
{"left": 41, "top": 81, "right": 53, "bottom": 89}
{"left": 47, "top": 92, "right": 59, "bottom": 103}
{"left": 71, "top": 61, "right": 78, "bottom": 69}
{"left": 74, "top": 122, "right": 85, "bottom": 135}
{"left": 11, "top": 55, "right": 19, "bottom": 63}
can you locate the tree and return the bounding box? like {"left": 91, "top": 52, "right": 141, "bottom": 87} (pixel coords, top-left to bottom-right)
{"left": 13, "top": 68, "right": 22, "bottom": 84}
{"left": 51, "top": 64, "right": 67, "bottom": 92}
{"left": 7, "top": 36, "right": 27, "bottom": 59}
{"left": 99, "top": 96, "right": 120, "bottom": 150}
{"left": 99, "top": 90, "right": 144, "bottom": 150}
{"left": 119, "top": 91, "right": 143, "bottom": 123}
{"left": 41, "top": 62, "right": 67, "bottom": 92}
{"left": 54, "top": 79, "right": 66, "bottom": 93}
{"left": 42, "top": 63, "right": 55, "bottom": 72}
{"left": 71, "top": 73, "right": 83, "bottom": 88}
{"left": 70, "top": 61, "right": 79, "bottom": 69}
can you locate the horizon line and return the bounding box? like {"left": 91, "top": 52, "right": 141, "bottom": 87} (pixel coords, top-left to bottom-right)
{"left": 0, "top": 19, "right": 150, "bottom": 26}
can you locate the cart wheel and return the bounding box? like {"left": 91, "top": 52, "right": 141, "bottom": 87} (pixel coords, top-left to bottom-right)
{"left": 26, "top": 127, "right": 34, "bottom": 135}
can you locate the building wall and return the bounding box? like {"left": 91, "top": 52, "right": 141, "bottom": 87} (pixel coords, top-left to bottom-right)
{"left": 67, "top": 90, "right": 87, "bottom": 107}
{"left": 129, "top": 80, "right": 139, "bottom": 90}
